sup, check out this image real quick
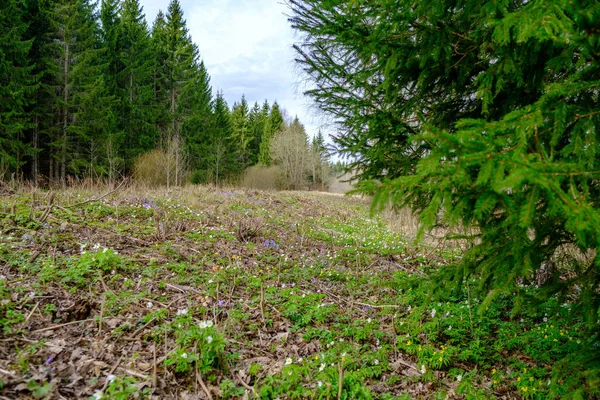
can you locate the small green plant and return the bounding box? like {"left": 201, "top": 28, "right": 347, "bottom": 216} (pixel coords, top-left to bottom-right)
{"left": 220, "top": 379, "right": 245, "bottom": 398}
{"left": 164, "top": 317, "right": 226, "bottom": 375}
{"left": 59, "top": 247, "right": 124, "bottom": 287}
{"left": 27, "top": 379, "right": 53, "bottom": 399}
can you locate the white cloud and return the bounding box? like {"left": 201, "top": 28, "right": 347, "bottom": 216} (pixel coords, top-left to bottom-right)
{"left": 137, "top": 0, "right": 330, "bottom": 139}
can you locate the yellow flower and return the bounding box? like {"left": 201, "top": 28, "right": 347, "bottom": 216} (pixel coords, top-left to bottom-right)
{"left": 523, "top": 368, "right": 527, "bottom": 373}
{"left": 529, "top": 377, "right": 534, "bottom": 382}
{"left": 418, "top": 346, "right": 422, "bottom": 352}
{"left": 517, "top": 377, "right": 521, "bottom": 382}
{"left": 438, "top": 357, "right": 443, "bottom": 362}
{"left": 492, "top": 368, "right": 497, "bottom": 374}
{"left": 406, "top": 341, "right": 412, "bottom": 346}
{"left": 493, "top": 380, "right": 498, "bottom": 385}
{"left": 522, "top": 387, "right": 528, "bottom": 392}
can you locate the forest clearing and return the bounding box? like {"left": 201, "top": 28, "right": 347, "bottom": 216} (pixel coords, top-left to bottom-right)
{"left": 2, "top": 0, "right": 600, "bottom": 398}
{"left": 0, "top": 184, "right": 593, "bottom": 399}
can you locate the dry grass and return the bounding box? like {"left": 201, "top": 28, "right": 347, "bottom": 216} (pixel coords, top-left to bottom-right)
{"left": 381, "top": 207, "right": 477, "bottom": 252}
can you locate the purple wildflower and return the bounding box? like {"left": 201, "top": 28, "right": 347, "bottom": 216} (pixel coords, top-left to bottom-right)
{"left": 262, "top": 239, "right": 278, "bottom": 249}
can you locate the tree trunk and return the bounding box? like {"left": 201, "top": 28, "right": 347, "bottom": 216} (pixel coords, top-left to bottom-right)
{"left": 32, "top": 116, "right": 39, "bottom": 185}
{"left": 61, "top": 42, "right": 69, "bottom": 187}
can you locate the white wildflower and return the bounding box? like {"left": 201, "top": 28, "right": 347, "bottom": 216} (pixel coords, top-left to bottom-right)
{"left": 431, "top": 309, "right": 436, "bottom": 318}
{"left": 146, "top": 301, "right": 153, "bottom": 309}
{"left": 199, "top": 321, "right": 207, "bottom": 329}
{"left": 456, "top": 374, "right": 462, "bottom": 382}
{"left": 92, "top": 390, "right": 103, "bottom": 400}
{"left": 420, "top": 365, "right": 426, "bottom": 374}
{"left": 319, "top": 363, "right": 325, "bottom": 371}
{"left": 374, "top": 359, "right": 379, "bottom": 365}
{"left": 176, "top": 308, "right": 188, "bottom": 316}
{"left": 181, "top": 353, "right": 188, "bottom": 359}
{"left": 206, "top": 320, "right": 214, "bottom": 328}
{"left": 285, "top": 357, "right": 293, "bottom": 365}
{"left": 318, "top": 381, "right": 323, "bottom": 388}
{"left": 107, "top": 374, "right": 116, "bottom": 383}
{"left": 206, "top": 336, "right": 213, "bottom": 344}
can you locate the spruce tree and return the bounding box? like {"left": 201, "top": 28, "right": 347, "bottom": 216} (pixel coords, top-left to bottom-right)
{"left": 163, "top": 0, "right": 196, "bottom": 139}
{"left": 22, "top": 0, "right": 58, "bottom": 182}
{"left": 119, "top": 0, "right": 156, "bottom": 164}
{"left": 100, "top": 0, "right": 122, "bottom": 100}
{"left": 99, "top": 0, "right": 123, "bottom": 180}
{"left": 209, "top": 92, "right": 234, "bottom": 184}
{"left": 150, "top": 10, "right": 170, "bottom": 134}
{"left": 181, "top": 60, "right": 213, "bottom": 172}
{"left": 309, "top": 130, "right": 329, "bottom": 188}
{"left": 247, "top": 101, "right": 264, "bottom": 165}
{"left": 0, "top": 0, "right": 33, "bottom": 176}
{"left": 259, "top": 101, "right": 285, "bottom": 165}
{"left": 49, "top": 0, "right": 112, "bottom": 183}
{"left": 231, "top": 95, "right": 251, "bottom": 171}
{"left": 290, "top": 0, "right": 600, "bottom": 392}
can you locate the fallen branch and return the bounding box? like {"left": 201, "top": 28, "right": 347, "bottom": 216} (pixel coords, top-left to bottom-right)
{"left": 196, "top": 370, "right": 213, "bottom": 400}
{"left": 237, "top": 372, "right": 258, "bottom": 398}
{"left": 24, "top": 302, "right": 40, "bottom": 324}
{"left": 0, "top": 368, "right": 16, "bottom": 376}
{"left": 31, "top": 318, "right": 94, "bottom": 334}
{"left": 65, "top": 178, "right": 128, "bottom": 209}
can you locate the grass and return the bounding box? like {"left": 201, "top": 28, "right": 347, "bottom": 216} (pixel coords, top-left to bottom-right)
{"left": 0, "top": 183, "right": 595, "bottom": 399}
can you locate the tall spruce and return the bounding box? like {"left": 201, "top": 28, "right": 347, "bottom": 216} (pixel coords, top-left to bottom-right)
{"left": 49, "top": 0, "right": 112, "bottom": 183}
{"left": 150, "top": 10, "right": 170, "bottom": 134}
{"left": 99, "top": 0, "right": 123, "bottom": 179}
{"left": 209, "top": 92, "right": 234, "bottom": 184}
{"left": 163, "top": 0, "right": 196, "bottom": 140}
{"left": 22, "top": 0, "right": 57, "bottom": 183}
{"left": 258, "top": 101, "right": 285, "bottom": 165}
{"left": 0, "top": 0, "right": 33, "bottom": 177}
{"left": 231, "top": 95, "right": 251, "bottom": 171}
{"left": 119, "top": 0, "right": 156, "bottom": 164}
{"left": 181, "top": 60, "right": 213, "bottom": 172}
{"left": 290, "top": 0, "right": 600, "bottom": 392}
{"left": 247, "top": 101, "right": 265, "bottom": 165}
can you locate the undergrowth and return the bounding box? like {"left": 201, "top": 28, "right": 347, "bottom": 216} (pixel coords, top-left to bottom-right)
{"left": 0, "top": 185, "right": 597, "bottom": 399}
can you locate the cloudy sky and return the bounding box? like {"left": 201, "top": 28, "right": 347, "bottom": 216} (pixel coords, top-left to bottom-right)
{"left": 138, "top": 0, "right": 329, "bottom": 140}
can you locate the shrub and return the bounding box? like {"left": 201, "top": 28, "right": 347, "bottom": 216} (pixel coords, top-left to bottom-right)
{"left": 239, "top": 165, "right": 284, "bottom": 190}
{"left": 133, "top": 149, "right": 172, "bottom": 187}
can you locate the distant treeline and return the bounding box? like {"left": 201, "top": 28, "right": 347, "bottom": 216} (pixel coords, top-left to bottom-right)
{"left": 0, "top": 0, "right": 302, "bottom": 185}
